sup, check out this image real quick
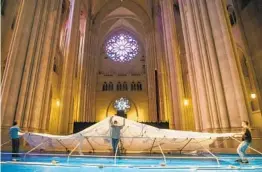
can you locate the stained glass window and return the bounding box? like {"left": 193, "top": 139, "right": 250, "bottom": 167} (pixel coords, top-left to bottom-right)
{"left": 105, "top": 33, "right": 139, "bottom": 62}
{"left": 114, "top": 97, "right": 131, "bottom": 112}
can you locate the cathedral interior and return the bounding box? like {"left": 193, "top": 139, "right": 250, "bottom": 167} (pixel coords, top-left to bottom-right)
{"left": 1, "top": 0, "right": 262, "bottom": 152}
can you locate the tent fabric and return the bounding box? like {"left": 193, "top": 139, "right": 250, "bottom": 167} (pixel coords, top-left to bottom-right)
{"left": 21, "top": 116, "right": 236, "bottom": 153}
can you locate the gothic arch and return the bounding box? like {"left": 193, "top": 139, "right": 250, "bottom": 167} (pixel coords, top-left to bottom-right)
{"left": 93, "top": 0, "right": 151, "bottom": 28}
{"left": 236, "top": 45, "right": 249, "bottom": 77}
{"left": 236, "top": 44, "right": 260, "bottom": 111}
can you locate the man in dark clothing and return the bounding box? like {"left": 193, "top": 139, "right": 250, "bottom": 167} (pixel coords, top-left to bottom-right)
{"left": 235, "top": 121, "right": 252, "bottom": 163}
{"left": 9, "top": 121, "right": 22, "bottom": 158}
{"left": 110, "top": 116, "right": 125, "bottom": 155}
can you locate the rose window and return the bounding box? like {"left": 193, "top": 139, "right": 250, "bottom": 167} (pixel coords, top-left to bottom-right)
{"left": 105, "top": 33, "right": 139, "bottom": 62}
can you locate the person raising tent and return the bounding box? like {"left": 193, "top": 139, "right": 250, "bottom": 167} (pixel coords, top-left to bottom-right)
{"left": 235, "top": 121, "right": 252, "bottom": 163}
{"left": 9, "top": 121, "right": 23, "bottom": 158}
{"left": 109, "top": 116, "right": 125, "bottom": 155}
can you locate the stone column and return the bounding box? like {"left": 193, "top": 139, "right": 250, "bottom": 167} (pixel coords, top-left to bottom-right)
{"left": 13, "top": 0, "right": 48, "bottom": 130}
{"left": 72, "top": 24, "right": 81, "bottom": 123}
{"left": 153, "top": 4, "right": 169, "bottom": 122}
{"left": 59, "top": 0, "right": 80, "bottom": 134}
{"left": 192, "top": 0, "right": 221, "bottom": 129}
{"left": 153, "top": 3, "right": 173, "bottom": 122}
{"left": 145, "top": 30, "right": 157, "bottom": 122}
{"left": 90, "top": 32, "right": 99, "bottom": 122}
{"left": 160, "top": 0, "right": 184, "bottom": 129}
{"left": 1, "top": 0, "right": 39, "bottom": 137}
{"left": 78, "top": 16, "right": 90, "bottom": 122}
{"left": 206, "top": 0, "right": 249, "bottom": 127}
{"left": 179, "top": 0, "right": 249, "bottom": 129}
{"left": 82, "top": 26, "right": 98, "bottom": 122}
{"left": 40, "top": 0, "right": 63, "bottom": 132}
{"left": 83, "top": 28, "right": 92, "bottom": 122}
{"left": 198, "top": 0, "right": 230, "bottom": 128}
{"left": 27, "top": 0, "right": 63, "bottom": 132}
{"left": 12, "top": 0, "right": 63, "bottom": 133}
{"left": 179, "top": 0, "right": 201, "bottom": 130}
{"left": 179, "top": 0, "right": 212, "bottom": 130}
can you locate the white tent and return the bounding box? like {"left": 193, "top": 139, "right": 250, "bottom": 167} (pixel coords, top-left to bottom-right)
{"left": 21, "top": 116, "right": 235, "bottom": 154}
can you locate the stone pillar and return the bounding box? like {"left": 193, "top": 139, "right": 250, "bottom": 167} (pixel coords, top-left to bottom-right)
{"left": 179, "top": 0, "right": 212, "bottom": 130}
{"left": 83, "top": 28, "right": 92, "bottom": 122}
{"left": 206, "top": 0, "right": 249, "bottom": 127}
{"left": 90, "top": 32, "right": 99, "bottom": 122}
{"left": 198, "top": 0, "right": 230, "bottom": 128}
{"left": 9, "top": 0, "right": 63, "bottom": 133}
{"left": 179, "top": 0, "right": 201, "bottom": 131}
{"left": 78, "top": 16, "right": 90, "bottom": 122}
{"left": 28, "top": 0, "right": 62, "bottom": 132}
{"left": 1, "top": 0, "right": 39, "bottom": 138}
{"left": 12, "top": 0, "right": 48, "bottom": 130}
{"left": 1, "top": 1, "right": 21, "bottom": 78}
{"left": 153, "top": 4, "right": 170, "bottom": 122}
{"left": 145, "top": 30, "right": 157, "bottom": 122}
{"left": 81, "top": 25, "right": 98, "bottom": 122}
{"left": 179, "top": 0, "right": 249, "bottom": 130}
{"left": 59, "top": 0, "right": 80, "bottom": 134}
{"left": 39, "top": 0, "right": 63, "bottom": 132}
{"left": 160, "top": 0, "right": 184, "bottom": 129}
{"left": 192, "top": 0, "right": 221, "bottom": 129}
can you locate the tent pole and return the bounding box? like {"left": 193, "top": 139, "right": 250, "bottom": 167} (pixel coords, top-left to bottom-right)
{"left": 195, "top": 139, "right": 220, "bottom": 165}
{"left": 158, "top": 144, "right": 167, "bottom": 165}
{"left": 67, "top": 142, "right": 81, "bottom": 162}
{"left": 24, "top": 140, "right": 49, "bottom": 159}
{"left": 179, "top": 138, "right": 192, "bottom": 154}
{"left": 85, "top": 137, "right": 95, "bottom": 153}
{"left": 150, "top": 138, "right": 156, "bottom": 155}
{"left": 230, "top": 136, "right": 262, "bottom": 155}
{"left": 1, "top": 140, "right": 11, "bottom": 147}
{"left": 56, "top": 139, "right": 68, "bottom": 152}
{"left": 114, "top": 141, "right": 120, "bottom": 165}
{"left": 77, "top": 139, "right": 84, "bottom": 155}
{"left": 119, "top": 139, "right": 125, "bottom": 154}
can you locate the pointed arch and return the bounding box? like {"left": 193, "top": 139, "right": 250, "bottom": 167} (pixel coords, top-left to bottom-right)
{"left": 93, "top": 0, "right": 151, "bottom": 27}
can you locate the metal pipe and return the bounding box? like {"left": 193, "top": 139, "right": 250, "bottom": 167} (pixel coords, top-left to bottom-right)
{"left": 24, "top": 140, "right": 49, "bottom": 159}
{"left": 114, "top": 141, "right": 120, "bottom": 165}
{"left": 67, "top": 142, "right": 81, "bottom": 162}
{"left": 158, "top": 144, "right": 167, "bottom": 165}
{"left": 56, "top": 139, "right": 68, "bottom": 152}
{"left": 150, "top": 138, "right": 156, "bottom": 155}
{"left": 85, "top": 137, "right": 94, "bottom": 153}
{"left": 195, "top": 139, "right": 220, "bottom": 165}
{"left": 1, "top": 140, "right": 11, "bottom": 147}
{"left": 179, "top": 138, "right": 192, "bottom": 154}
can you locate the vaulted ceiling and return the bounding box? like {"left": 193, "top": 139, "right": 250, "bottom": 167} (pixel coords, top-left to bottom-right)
{"left": 87, "top": 0, "right": 154, "bottom": 47}
{"left": 90, "top": 0, "right": 152, "bottom": 18}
